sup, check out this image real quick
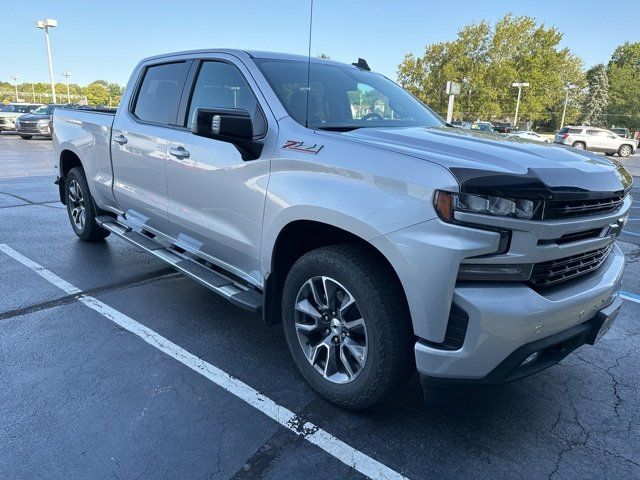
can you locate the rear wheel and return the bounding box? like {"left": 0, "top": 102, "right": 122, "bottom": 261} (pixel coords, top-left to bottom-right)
{"left": 572, "top": 141, "right": 586, "bottom": 150}
{"left": 20, "top": 135, "right": 32, "bottom": 140}
{"left": 605, "top": 152, "right": 615, "bottom": 156}
{"left": 618, "top": 145, "right": 632, "bottom": 157}
{"left": 64, "top": 167, "right": 110, "bottom": 242}
{"left": 282, "top": 244, "right": 414, "bottom": 409}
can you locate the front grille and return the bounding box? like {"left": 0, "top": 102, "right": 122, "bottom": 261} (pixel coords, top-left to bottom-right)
{"left": 543, "top": 195, "right": 625, "bottom": 219}
{"left": 538, "top": 227, "right": 603, "bottom": 246}
{"left": 529, "top": 245, "right": 613, "bottom": 288}
{"left": 18, "top": 121, "right": 39, "bottom": 127}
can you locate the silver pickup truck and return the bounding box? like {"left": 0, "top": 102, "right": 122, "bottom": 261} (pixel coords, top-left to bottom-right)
{"left": 53, "top": 49, "right": 632, "bottom": 409}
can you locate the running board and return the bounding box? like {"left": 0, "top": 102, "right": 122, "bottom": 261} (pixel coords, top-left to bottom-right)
{"left": 96, "top": 217, "right": 263, "bottom": 313}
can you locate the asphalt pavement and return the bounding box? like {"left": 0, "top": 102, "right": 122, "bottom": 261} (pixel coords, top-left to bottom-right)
{"left": 1, "top": 133, "right": 639, "bottom": 480}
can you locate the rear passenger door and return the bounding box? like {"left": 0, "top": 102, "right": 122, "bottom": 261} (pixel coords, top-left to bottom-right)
{"left": 111, "top": 61, "right": 190, "bottom": 232}
{"left": 162, "top": 55, "right": 276, "bottom": 286}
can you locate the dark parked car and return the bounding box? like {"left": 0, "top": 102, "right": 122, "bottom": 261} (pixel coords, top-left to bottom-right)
{"left": 15, "top": 104, "right": 76, "bottom": 139}
{"left": 493, "top": 122, "right": 513, "bottom": 134}
{"left": 610, "top": 127, "right": 632, "bottom": 139}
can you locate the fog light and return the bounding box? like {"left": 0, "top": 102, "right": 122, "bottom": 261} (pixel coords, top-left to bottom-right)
{"left": 520, "top": 352, "right": 539, "bottom": 367}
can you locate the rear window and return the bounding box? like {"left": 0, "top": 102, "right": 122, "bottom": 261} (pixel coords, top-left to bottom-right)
{"left": 568, "top": 128, "right": 582, "bottom": 134}
{"left": 133, "top": 62, "right": 188, "bottom": 125}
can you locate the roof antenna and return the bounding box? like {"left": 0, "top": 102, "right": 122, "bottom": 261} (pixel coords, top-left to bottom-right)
{"left": 304, "top": 0, "right": 314, "bottom": 128}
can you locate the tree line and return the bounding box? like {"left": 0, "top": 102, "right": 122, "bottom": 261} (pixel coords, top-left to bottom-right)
{"left": 0, "top": 80, "right": 124, "bottom": 107}
{"left": 397, "top": 14, "right": 640, "bottom": 131}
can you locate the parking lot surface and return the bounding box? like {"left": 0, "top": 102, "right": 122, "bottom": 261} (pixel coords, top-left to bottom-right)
{"left": 1, "top": 134, "right": 639, "bottom": 480}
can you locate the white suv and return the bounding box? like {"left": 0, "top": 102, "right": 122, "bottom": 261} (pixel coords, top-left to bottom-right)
{"left": 554, "top": 126, "right": 638, "bottom": 157}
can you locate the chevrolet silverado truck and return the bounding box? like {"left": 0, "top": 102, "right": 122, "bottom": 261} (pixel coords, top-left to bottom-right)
{"left": 53, "top": 50, "right": 632, "bottom": 409}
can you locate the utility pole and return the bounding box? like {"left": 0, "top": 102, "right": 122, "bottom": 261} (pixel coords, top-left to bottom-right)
{"left": 31, "top": 83, "right": 36, "bottom": 102}
{"left": 36, "top": 18, "right": 58, "bottom": 103}
{"left": 445, "top": 81, "right": 461, "bottom": 124}
{"left": 62, "top": 72, "right": 72, "bottom": 103}
{"left": 511, "top": 82, "right": 529, "bottom": 128}
{"left": 11, "top": 75, "right": 19, "bottom": 101}
{"left": 560, "top": 84, "right": 576, "bottom": 129}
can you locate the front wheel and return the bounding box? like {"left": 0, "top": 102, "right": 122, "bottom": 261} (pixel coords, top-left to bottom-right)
{"left": 64, "top": 167, "right": 110, "bottom": 242}
{"left": 618, "top": 145, "right": 632, "bottom": 157}
{"left": 282, "top": 244, "right": 414, "bottom": 409}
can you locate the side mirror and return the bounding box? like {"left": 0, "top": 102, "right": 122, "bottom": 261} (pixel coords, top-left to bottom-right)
{"left": 191, "top": 107, "right": 263, "bottom": 160}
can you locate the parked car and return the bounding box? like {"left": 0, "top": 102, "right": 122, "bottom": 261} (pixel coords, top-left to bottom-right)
{"left": 15, "top": 104, "right": 76, "bottom": 139}
{"left": 508, "top": 131, "right": 550, "bottom": 143}
{"left": 450, "top": 120, "right": 471, "bottom": 129}
{"left": 53, "top": 49, "right": 631, "bottom": 409}
{"left": 493, "top": 122, "right": 513, "bottom": 134}
{"left": 610, "top": 127, "right": 631, "bottom": 139}
{"left": 0, "top": 103, "right": 42, "bottom": 132}
{"left": 554, "top": 126, "right": 638, "bottom": 157}
{"left": 470, "top": 122, "right": 497, "bottom": 134}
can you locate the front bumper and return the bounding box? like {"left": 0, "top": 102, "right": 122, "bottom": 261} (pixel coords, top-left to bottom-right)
{"left": 415, "top": 243, "right": 625, "bottom": 381}
{"left": 16, "top": 125, "right": 52, "bottom": 136}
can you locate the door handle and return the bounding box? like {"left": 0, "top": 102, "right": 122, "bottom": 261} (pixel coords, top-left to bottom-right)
{"left": 169, "top": 146, "right": 191, "bottom": 159}
{"left": 114, "top": 134, "right": 128, "bottom": 145}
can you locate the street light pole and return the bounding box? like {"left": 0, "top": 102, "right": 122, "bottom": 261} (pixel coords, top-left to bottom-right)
{"left": 560, "top": 84, "right": 576, "bottom": 129}
{"left": 62, "top": 72, "right": 72, "bottom": 103}
{"left": 31, "top": 83, "right": 36, "bottom": 102}
{"left": 36, "top": 18, "right": 58, "bottom": 103}
{"left": 11, "top": 75, "right": 19, "bottom": 101}
{"left": 511, "top": 82, "right": 530, "bottom": 128}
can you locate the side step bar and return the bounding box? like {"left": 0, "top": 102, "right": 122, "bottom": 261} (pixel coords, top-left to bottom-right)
{"left": 96, "top": 216, "right": 263, "bottom": 314}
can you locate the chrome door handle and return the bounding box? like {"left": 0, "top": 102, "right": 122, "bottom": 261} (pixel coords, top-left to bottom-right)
{"left": 169, "top": 146, "right": 190, "bottom": 159}
{"left": 114, "top": 134, "right": 128, "bottom": 145}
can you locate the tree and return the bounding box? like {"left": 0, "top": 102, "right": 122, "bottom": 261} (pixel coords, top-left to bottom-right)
{"left": 84, "top": 82, "right": 110, "bottom": 106}
{"left": 582, "top": 64, "right": 609, "bottom": 125}
{"left": 606, "top": 42, "right": 640, "bottom": 129}
{"left": 397, "top": 14, "right": 585, "bottom": 128}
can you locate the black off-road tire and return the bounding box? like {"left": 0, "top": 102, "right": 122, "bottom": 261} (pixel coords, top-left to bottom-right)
{"left": 64, "top": 167, "right": 110, "bottom": 242}
{"left": 282, "top": 244, "right": 415, "bottom": 410}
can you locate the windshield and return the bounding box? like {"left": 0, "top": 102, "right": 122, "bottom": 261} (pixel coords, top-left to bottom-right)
{"left": 0, "top": 104, "right": 39, "bottom": 113}
{"left": 255, "top": 59, "right": 444, "bottom": 130}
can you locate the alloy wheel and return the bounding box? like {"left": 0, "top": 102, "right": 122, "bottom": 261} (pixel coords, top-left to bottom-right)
{"left": 68, "top": 179, "right": 86, "bottom": 231}
{"left": 294, "top": 276, "right": 368, "bottom": 384}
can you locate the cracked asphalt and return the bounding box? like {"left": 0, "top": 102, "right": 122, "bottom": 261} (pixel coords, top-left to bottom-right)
{"left": 0, "top": 134, "right": 639, "bottom": 479}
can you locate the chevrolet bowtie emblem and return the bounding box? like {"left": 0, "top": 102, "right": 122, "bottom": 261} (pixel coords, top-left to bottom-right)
{"left": 603, "top": 217, "right": 627, "bottom": 238}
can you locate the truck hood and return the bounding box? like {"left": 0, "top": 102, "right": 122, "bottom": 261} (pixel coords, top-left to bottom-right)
{"left": 339, "top": 126, "right": 633, "bottom": 199}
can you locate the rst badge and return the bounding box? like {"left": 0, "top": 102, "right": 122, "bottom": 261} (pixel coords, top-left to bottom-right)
{"left": 281, "top": 140, "right": 324, "bottom": 154}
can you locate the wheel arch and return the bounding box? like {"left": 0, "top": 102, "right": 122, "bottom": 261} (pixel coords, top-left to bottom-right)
{"left": 57, "top": 149, "right": 84, "bottom": 204}
{"left": 262, "top": 219, "right": 410, "bottom": 327}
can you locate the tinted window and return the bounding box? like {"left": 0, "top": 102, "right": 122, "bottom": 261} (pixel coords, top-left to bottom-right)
{"left": 187, "top": 61, "right": 265, "bottom": 135}
{"left": 256, "top": 59, "right": 443, "bottom": 130}
{"left": 568, "top": 128, "right": 583, "bottom": 134}
{"left": 134, "top": 62, "right": 187, "bottom": 124}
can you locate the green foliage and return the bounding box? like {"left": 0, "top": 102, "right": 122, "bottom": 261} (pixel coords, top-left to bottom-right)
{"left": 582, "top": 64, "right": 609, "bottom": 125}
{"left": 1, "top": 79, "right": 124, "bottom": 106}
{"left": 606, "top": 42, "right": 640, "bottom": 129}
{"left": 397, "top": 14, "right": 586, "bottom": 129}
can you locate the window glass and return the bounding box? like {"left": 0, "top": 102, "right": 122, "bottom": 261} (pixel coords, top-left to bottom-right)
{"left": 134, "top": 62, "right": 187, "bottom": 124}
{"left": 256, "top": 59, "right": 443, "bottom": 130}
{"left": 568, "top": 128, "right": 582, "bottom": 134}
{"left": 187, "top": 61, "right": 265, "bottom": 135}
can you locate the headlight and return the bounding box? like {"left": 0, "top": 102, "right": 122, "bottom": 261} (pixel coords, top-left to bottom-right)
{"left": 37, "top": 119, "right": 49, "bottom": 125}
{"left": 434, "top": 191, "right": 541, "bottom": 222}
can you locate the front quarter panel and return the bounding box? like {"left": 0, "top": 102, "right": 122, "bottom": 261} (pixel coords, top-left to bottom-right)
{"left": 261, "top": 118, "right": 459, "bottom": 300}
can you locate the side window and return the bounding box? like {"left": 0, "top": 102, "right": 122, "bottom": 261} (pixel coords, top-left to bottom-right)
{"left": 133, "top": 62, "right": 188, "bottom": 125}
{"left": 187, "top": 61, "right": 266, "bottom": 136}
{"left": 586, "top": 129, "right": 600, "bottom": 136}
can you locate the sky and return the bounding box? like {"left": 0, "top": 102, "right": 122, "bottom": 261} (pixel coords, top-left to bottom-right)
{"left": 2, "top": 0, "right": 638, "bottom": 87}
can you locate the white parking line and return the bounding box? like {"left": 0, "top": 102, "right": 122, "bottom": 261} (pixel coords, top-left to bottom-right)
{"left": 0, "top": 244, "right": 408, "bottom": 480}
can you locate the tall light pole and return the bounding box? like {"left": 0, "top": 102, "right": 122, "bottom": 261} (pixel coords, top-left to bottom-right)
{"left": 512, "top": 82, "right": 529, "bottom": 128}
{"left": 36, "top": 18, "right": 58, "bottom": 103}
{"left": 31, "top": 83, "right": 36, "bottom": 102}
{"left": 560, "top": 84, "right": 577, "bottom": 129}
{"left": 11, "top": 75, "right": 19, "bottom": 101}
{"left": 62, "top": 72, "right": 72, "bottom": 103}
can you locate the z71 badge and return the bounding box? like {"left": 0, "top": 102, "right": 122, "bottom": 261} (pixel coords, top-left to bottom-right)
{"left": 281, "top": 140, "right": 324, "bottom": 154}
